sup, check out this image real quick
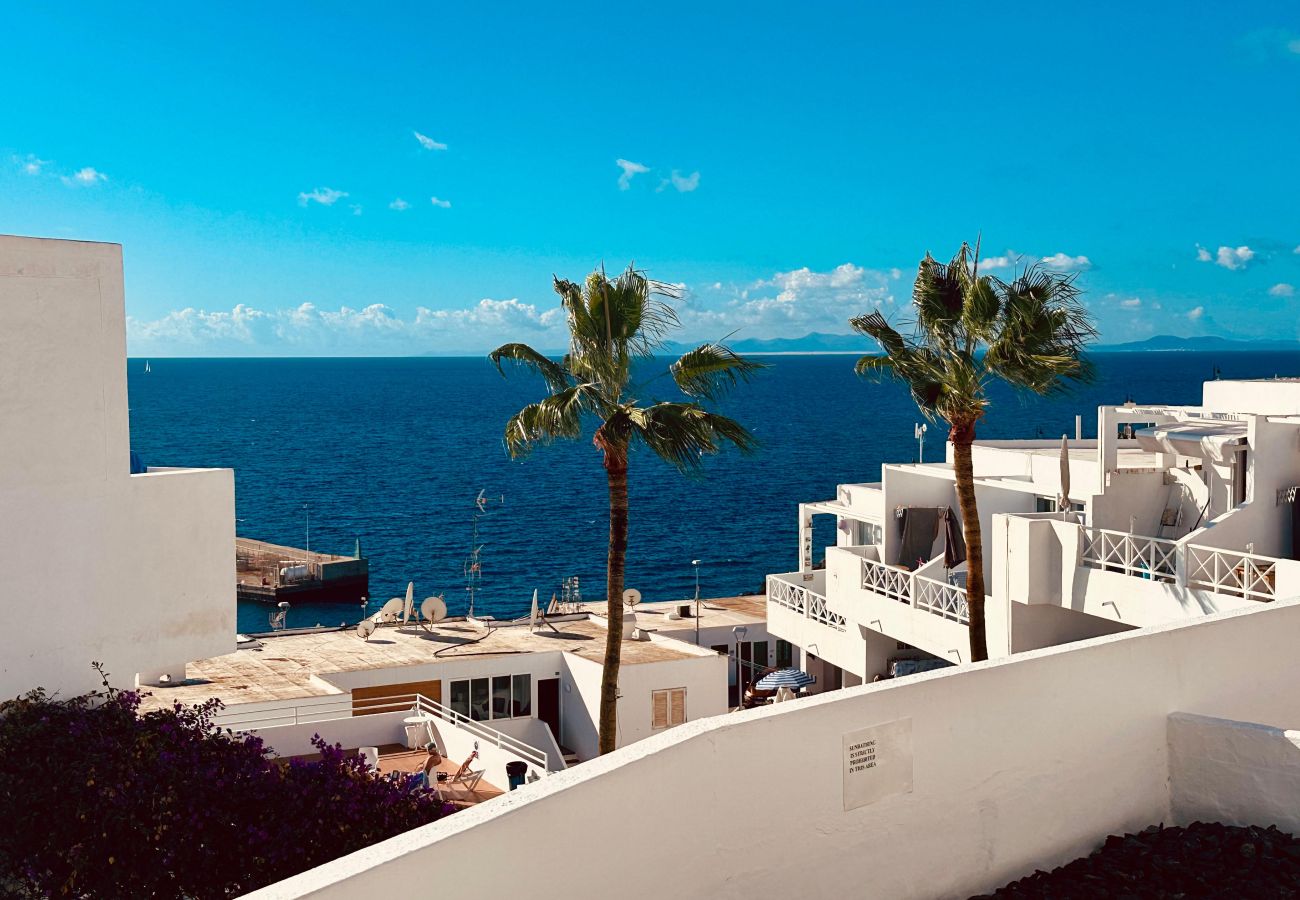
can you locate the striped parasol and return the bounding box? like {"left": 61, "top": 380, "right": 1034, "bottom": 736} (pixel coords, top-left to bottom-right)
{"left": 756, "top": 668, "right": 816, "bottom": 690}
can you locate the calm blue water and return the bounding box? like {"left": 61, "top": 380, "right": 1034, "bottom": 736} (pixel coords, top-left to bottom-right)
{"left": 125, "top": 351, "right": 1300, "bottom": 633}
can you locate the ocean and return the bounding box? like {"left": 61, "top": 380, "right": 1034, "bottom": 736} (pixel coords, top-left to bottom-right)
{"left": 125, "top": 351, "right": 1300, "bottom": 634}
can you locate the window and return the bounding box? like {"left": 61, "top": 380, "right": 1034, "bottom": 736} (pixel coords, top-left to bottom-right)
{"left": 652, "top": 688, "right": 687, "bottom": 730}
{"left": 855, "top": 520, "right": 884, "bottom": 546}
{"left": 450, "top": 673, "right": 534, "bottom": 721}
{"left": 511, "top": 674, "right": 531, "bottom": 717}
{"left": 469, "top": 678, "right": 490, "bottom": 722}
{"left": 776, "top": 639, "right": 793, "bottom": 669}
{"left": 449, "top": 679, "right": 470, "bottom": 719}
{"left": 491, "top": 676, "right": 511, "bottom": 720}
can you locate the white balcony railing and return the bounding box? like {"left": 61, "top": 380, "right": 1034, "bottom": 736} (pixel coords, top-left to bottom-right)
{"left": 768, "top": 575, "right": 846, "bottom": 632}
{"left": 214, "top": 692, "right": 549, "bottom": 771}
{"left": 1082, "top": 529, "right": 1177, "bottom": 583}
{"left": 915, "top": 575, "right": 970, "bottom": 624}
{"left": 862, "top": 557, "right": 912, "bottom": 605}
{"left": 1184, "top": 544, "right": 1278, "bottom": 602}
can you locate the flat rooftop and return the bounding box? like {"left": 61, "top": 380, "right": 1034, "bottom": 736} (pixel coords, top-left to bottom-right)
{"left": 582, "top": 594, "right": 767, "bottom": 632}
{"left": 139, "top": 615, "right": 703, "bottom": 712}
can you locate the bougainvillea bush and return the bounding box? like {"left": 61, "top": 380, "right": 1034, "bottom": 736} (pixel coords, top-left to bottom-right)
{"left": 0, "top": 668, "right": 452, "bottom": 898}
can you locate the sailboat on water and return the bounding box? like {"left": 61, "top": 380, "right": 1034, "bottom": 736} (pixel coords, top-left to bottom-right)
{"left": 144, "top": 360, "right": 152, "bottom": 374}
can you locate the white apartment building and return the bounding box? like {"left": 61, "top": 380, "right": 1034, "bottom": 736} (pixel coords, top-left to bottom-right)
{"left": 0, "top": 235, "right": 234, "bottom": 698}
{"left": 767, "top": 382, "right": 1300, "bottom": 687}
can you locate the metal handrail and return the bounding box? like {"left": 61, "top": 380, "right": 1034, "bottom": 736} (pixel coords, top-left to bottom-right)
{"left": 214, "top": 691, "right": 549, "bottom": 771}
{"left": 410, "top": 693, "right": 548, "bottom": 771}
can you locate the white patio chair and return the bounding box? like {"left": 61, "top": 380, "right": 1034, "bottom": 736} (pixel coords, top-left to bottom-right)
{"left": 359, "top": 746, "right": 379, "bottom": 771}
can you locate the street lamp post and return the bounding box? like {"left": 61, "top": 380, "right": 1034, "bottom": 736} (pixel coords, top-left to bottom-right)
{"left": 691, "top": 559, "right": 702, "bottom": 645}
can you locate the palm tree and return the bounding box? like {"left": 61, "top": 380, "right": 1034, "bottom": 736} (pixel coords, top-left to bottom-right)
{"left": 490, "top": 264, "right": 761, "bottom": 754}
{"left": 850, "top": 242, "right": 1096, "bottom": 662}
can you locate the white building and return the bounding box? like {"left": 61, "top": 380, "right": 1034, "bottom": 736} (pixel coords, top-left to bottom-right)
{"left": 0, "top": 235, "right": 234, "bottom": 699}
{"left": 767, "top": 383, "right": 1300, "bottom": 687}
{"left": 146, "top": 610, "right": 730, "bottom": 777}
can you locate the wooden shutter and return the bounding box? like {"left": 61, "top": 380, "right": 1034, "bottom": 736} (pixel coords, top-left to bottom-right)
{"left": 652, "top": 690, "right": 669, "bottom": 729}
{"left": 669, "top": 688, "right": 686, "bottom": 726}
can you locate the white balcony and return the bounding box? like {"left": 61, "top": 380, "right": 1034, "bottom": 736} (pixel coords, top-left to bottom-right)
{"left": 995, "top": 514, "right": 1300, "bottom": 629}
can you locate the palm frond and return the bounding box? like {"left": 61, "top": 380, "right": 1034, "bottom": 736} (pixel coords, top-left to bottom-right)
{"left": 985, "top": 263, "right": 1097, "bottom": 396}
{"left": 488, "top": 342, "right": 572, "bottom": 393}
{"left": 502, "top": 385, "right": 597, "bottom": 457}
{"left": 670, "top": 342, "right": 767, "bottom": 400}
{"left": 627, "top": 402, "right": 758, "bottom": 472}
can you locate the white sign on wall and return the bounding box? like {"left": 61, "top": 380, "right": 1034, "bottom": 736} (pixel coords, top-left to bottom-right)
{"left": 842, "top": 717, "right": 913, "bottom": 811}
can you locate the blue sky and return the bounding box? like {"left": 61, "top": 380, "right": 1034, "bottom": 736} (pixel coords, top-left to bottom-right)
{"left": 3, "top": 2, "right": 1300, "bottom": 356}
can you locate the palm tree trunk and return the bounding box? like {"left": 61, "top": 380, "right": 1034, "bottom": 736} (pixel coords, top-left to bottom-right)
{"left": 598, "top": 441, "right": 629, "bottom": 755}
{"left": 950, "top": 420, "right": 988, "bottom": 662}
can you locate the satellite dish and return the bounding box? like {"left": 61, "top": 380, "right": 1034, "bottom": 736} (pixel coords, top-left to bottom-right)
{"left": 403, "top": 582, "right": 415, "bottom": 623}
{"left": 623, "top": 588, "right": 641, "bottom": 608}
{"left": 376, "top": 597, "right": 404, "bottom": 624}
{"left": 357, "top": 619, "right": 376, "bottom": 641}
{"left": 421, "top": 595, "right": 448, "bottom": 624}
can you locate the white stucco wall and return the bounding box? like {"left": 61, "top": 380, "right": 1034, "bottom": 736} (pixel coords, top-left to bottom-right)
{"left": 1168, "top": 712, "right": 1300, "bottom": 835}
{"left": 251, "top": 599, "right": 1300, "bottom": 900}
{"left": 0, "top": 235, "right": 234, "bottom": 698}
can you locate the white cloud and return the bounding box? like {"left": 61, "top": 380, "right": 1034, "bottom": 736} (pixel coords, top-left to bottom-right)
{"left": 430, "top": 196, "right": 451, "bottom": 209}
{"left": 975, "top": 251, "right": 1024, "bottom": 270}
{"left": 298, "top": 187, "right": 348, "bottom": 206}
{"left": 1187, "top": 306, "right": 1205, "bottom": 321}
{"left": 1290, "top": 38, "right": 1300, "bottom": 54}
{"left": 16, "top": 154, "right": 49, "bottom": 175}
{"left": 659, "top": 170, "right": 700, "bottom": 193}
{"left": 1269, "top": 283, "right": 1296, "bottom": 297}
{"left": 128, "top": 296, "right": 563, "bottom": 356}
{"left": 414, "top": 131, "right": 448, "bottom": 151}
{"left": 389, "top": 198, "right": 410, "bottom": 211}
{"left": 1294, "top": 245, "right": 1300, "bottom": 255}
{"left": 1039, "top": 252, "right": 1092, "bottom": 271}
{"left": 1119, "top": 298, "right": 1142, "bottom": 309}
{"left": 675, "top": 263, "right": 895, "bottom": 339}
{"left": 978, "top": 250, "right": 1090, "bottom": 272}
{"left": 61, "top": 166, "right": 107, "bottom": 187}
{"left": 349, "top": 204, "right": 363, "bottom": 216}
{"left": 616, "top": 158, "right": 650, "bottom": 190}
{"left": 1197, "top": 243, "right": 1254, "bottom": 270}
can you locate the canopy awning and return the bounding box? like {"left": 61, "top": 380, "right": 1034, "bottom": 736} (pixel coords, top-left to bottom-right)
{"left": 1134, "top": 420, "right": 1247, "bottom": 463}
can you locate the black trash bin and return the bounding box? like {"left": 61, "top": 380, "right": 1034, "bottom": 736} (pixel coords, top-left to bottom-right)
{"left": 505, "top": 761, "right": 528, "bottom": 791}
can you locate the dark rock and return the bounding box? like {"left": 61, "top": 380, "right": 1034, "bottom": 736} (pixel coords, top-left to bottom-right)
{"left": 972, "top": 822, "right": 1300, "bottom": 899}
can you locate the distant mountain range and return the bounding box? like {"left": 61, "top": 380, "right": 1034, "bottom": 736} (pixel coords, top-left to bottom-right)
{"left": 428, "top": 332, "right": 1300, "bottom": 358}
{"left": 1094, "top": 335, "right": 1300, "bottom": 352}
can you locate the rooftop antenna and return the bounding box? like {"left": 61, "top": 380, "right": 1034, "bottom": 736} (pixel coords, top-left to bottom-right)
{"left": 914, "top": 423, "right": 927, "bottom": 463}
{"left": 465, "top": 490, "right": 503, "bottom": 618}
